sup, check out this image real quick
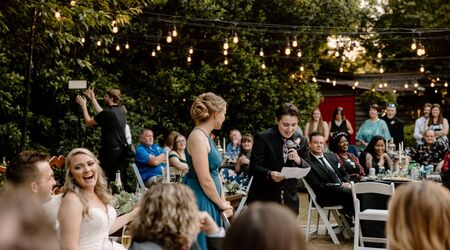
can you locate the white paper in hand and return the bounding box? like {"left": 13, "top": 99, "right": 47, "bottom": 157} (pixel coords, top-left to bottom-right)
{"left": 280, "top": 167, "right": 311, "bottom": 179}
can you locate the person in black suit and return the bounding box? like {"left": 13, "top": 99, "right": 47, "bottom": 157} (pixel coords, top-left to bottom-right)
{"left": 247, "top": 103, "right": 310, "bottom": 214}
{"left": 305, "top": 132, "right": 354, "bottom": 216}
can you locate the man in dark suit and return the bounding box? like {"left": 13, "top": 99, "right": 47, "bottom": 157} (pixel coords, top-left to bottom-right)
{"left": 305, "top": 132, "right": 354, "bottom": 216}
{"left": 247, "top": 103, "right": 310, "bottom": 214}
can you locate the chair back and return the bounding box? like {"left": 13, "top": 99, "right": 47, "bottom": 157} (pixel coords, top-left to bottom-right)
{"left": 131, "top": 163, "right": 147, "bottom": 190}
{"left": 302, "top": 178, "right": 317, "bottom": 200}
{"left": 351, "top": 181, "right": 395, "bottom": 206}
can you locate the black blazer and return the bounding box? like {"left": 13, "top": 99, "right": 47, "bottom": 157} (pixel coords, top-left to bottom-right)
{"left": 305, "top": 152, "right": 350, "bottom": 198}
{"left": 247, "top": 126, "right": 310, "bottom": 204}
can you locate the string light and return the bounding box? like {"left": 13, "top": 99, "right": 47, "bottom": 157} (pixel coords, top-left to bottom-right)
{"left": 125, "top": 43, "right": 129, "bottom": 49}
{"left": 411, "top": 39, "right": 417, "bottom": 50}
{"left": 115, "top": 45, "right": 120, "bottom": 51}
{"left": 223, "top": 39, "right": 229, "bottom": 50}
{"left": 299, "top": 64, "right": 304, "bottom": 72}
{"left": 223, "top": 49, "right": 228, "bottom": 56}
{"left": 312, "top": 76, "right": 317, "bottom": 83}
{"left": 326, "top": 78, "right": 330, "bottom": 83}
{"left": 259, "top": 48, "right": 264, "bottom": 57}
{"left": 292, "top": 36, "right": 298, "bottom": 47}
{"left": 435, "top": 89, "right": 438, "bottom": 93}
{"left": 431, "top": 82, "right": 435, "bottom": 87}
{"left": 393, "top": 90, "right": 397, "bottom": 94}
{"left": 339, "top": 65, "right": 344, "bottom": 73}
{"left": 352, "top": 86, "right": 356, "bottom": 90}
{"left": 187, "top": 55, "right": 192, "bottom": 63}
{"left": 172, "top": 26, "right": 178, "bottom": 37}
{"left": 232, "top": 32, "right": 239, "bottom": 44}
{"left": 189, "top": 47, "right": 194, "bottom": 54}
{"left": 332, "top": 80, "right": 336, "bottom": 86}
{"left": 445, "top": 82, "right": 448, "bottom": 87}
{"left": 261, "top": 61, "right": 266, "bottom": 70}
{"left": 224, "top": 58, "right": 229, "bottom": 65}
{"left": 156, "top": 43, "right": 161, "bottom": 51}
{"left": 404, "top": 83, "right": 409, "bottom": 89}
{"left": 70, "top": 1, "right": 76, "bottom": 6}
{"left": 354, "top": 81, "right": 359, "bottom": 87}
{"left": 96, "top": 40, "right": 101, "bottom": 46}
{"left": 55, "top": 11, "right": 61, "bottom": 20}
{"left": 377, "top": 51, "right": 382, "bottom": 59}
{"left": 437, "top": 77, "right": 440, "bottom": 81}
{"left": 151, "top": 49, "right": 156, "bottom": 57}
{"left": 414, "top": 90, "right": 418, "bottom": 94}
{"left": 81, "top": 37, "right": 85, "bottom": 43}
{"left": 379, "top": 83, "right": 383, "bottom": 88}
{"left": 419, "top": 64, "right": 425, "bottom": 73}
{"left": 166, "top": 32, "right": 172, "bottom": 43}
{"left": 384, "top": 82, "right": 388, "bottom": 87}
{"left": 417, "top": 43, "right": 426, "bottom": 56}
{"left": 335, "top": 50, "right": 340, "bottom": 57}
{"left": 414, "top": 82, "right": 419, "bottom": 88}
{"left": 284, "top": 42, "right": 291, "bottom": 56}
{"left": 297, "top": 50, "right": 302, "bottom": 58}
{"left": 372, "top": 88, "right": 375, "bottom": 92}
{"left": 379, "top": 65, "right": 384, "bottom": 74}
{"left": 112, "top": 26, "right": 119, "bottom": 33}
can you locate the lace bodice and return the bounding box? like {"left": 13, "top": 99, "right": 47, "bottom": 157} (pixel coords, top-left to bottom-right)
{"left": 79, "top": 205, "right": 125, "bottom": 250}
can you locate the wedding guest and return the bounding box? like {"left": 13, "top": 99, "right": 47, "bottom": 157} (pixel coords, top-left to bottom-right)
{"left": 427, "top": 103, "right": 449, "bottom": 147}
{"left": 222, "top": 202, "right": 307, "bottom": 250}
{"left": 359, "top": 136, "right": 393, "bottom": 175}
{"left": 329, "top": 107, "right": 354, "bottom": 137}
{"left": 76, "top": 88, "right": 130, "bottom": 189}
{"left": 225, "top": 129, "right": 242, "bottom": 160}
{"left": 164, "top": 131, "right": 181, "bottom": 152}
{"left": 387, "top": 181, "right": 450, "bottom": 250}
{"left": 247, "top": 103, "right": 310, "bottom": 214}
{"left": 304, "top": 108, "right": 330, "bottom": 142}
{"left": 58, "top": 148, "right": 138, "bottom": 250}
{"left": 222, "top": 134, "right": 253, "bottom": 187}
{"left": 130, "top": 183, "right": 224, "bottom": 250}
{"left": 169, "top": 134, "right": 189, "bottom": 180}
{"left": 382, "top": 103, "right": 404, "bottom": 147}
{"left": 356, "top": 104, "right": 392, "bottom": 150}
{"left": 414, "top": 103, "right": 432, "bottom": 144}
{"left": 329, "top": 131, "right": 365, "bottom": 182}
{"left": 135, "top": 129, "right": 167, "bottom": 185}
{"left": 183, "top": 92, "right": 233, "bottom": 250}
{"left": 409, "top": 129, "right": 446, "bottom": 172}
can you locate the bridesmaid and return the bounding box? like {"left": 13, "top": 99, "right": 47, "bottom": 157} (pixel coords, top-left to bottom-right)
{"left": 183, "top": 92, "right": 233, "bottom": 250}
{"left": 304, "top": 108, "right": 330, "bottom": 142}
{"left": 329, "top": 107, "right": 354, "bottom": 137}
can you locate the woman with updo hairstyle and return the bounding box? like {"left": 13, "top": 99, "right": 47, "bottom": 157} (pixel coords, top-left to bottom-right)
{"left": 183, "top": 92, "right": 233, "bottom": 250}
{"left": 387, "top": 181, "right": 450, "bottom": 250}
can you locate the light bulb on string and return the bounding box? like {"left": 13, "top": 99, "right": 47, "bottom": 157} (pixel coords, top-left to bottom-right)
{"left": 352, "top": 86, "right": 356, "bottom": 90}
{"left": 420, "top": 64, "right": 425, "bottom": 73}
{"left": 156, "top": 43, "right": 161, "bottom": 51}
{"left": 411, "top": 39, "right": 417, "bottom": 50}
{"left": 172, "top": 26, "right": 177, "bottom": 37}
{"left": 187, "top": 55, "right": 192, "bottom": 63}
{"left": 312, "top": 77, "right": 317, "bottom": 83}
{"left": 435, "top": 89, "right": 438, "bottom": 93}
{"left": 223, "top": 49, "right": 228, "bottom": 56}
{"left": 379, "top": 65, "right": 384, "bottom": 74}
{"left": 261, "top": 62, "right": 266, "bottom": 70}
{"left": 393, "top": 90, "right": 397, "bottom": 94}
{"left": 189, "top": 47, "right": 194, "bottom": 54}
{"left": 125, "top": 43, "right": 129, "bottom": 49}
{"left": 292, "top": 36, "right": 298, "bottom": 47}
{"left": 404, "top": 83, "right": 409, "bottom": 89}
{"left": 372, "top": 88, "right": 375, "bottom": 92}
{"left": 223, "top": 39, "right": 229, "bottom": 50}
{"left": 224, "top": 58, "right": 229, "bottom": 65}
{"left": 299, "top": 64, "right": 304, "bottom": 72}
{"left": 332, "top": 80, "right": 336, "bottom": 86}
{"left": 96, "top": 40, "right": 101, "bottom": 46}
{"left": 414, "top": 90, "right": 418, "bottom": 94}
{"left": 326, "top": 78, "right": 330, "bottom": 83}
{"left": 354, "top": 81, "right": 359, "bottom": 87}
{"left": 112, "top": 26, "right": 118, "bottom": 33}
{"left": 335, "top": 50, "right": 340, "bottom": 57}
{"left": 377, "top": 51, "right": 382, "bottom": 59}
{"left": 339, "top": 65, "right": 344, "bottom": 73}
{"left": 232, "top": 32, "right": 239, "bottom": 44}
{"left": 166, "top": 32, "right": 172, "bottom": 43}
{"left": 115, "top": 45, "right": 120, "bottom": 51}
{"left": 70, "top": 0, "right": 76, "bottom": 6}
{"left": 297, "top": 50, "right": 302, "bottom": 58}
{"left": 259, "top": 48, "right": 264, "bottom": 57}
{"left": 414, "top": 82, "right": 419, "bottom": 88}
{"left": 445, "top": 82, "right": 448, "bottom": 88}
{"left": 151, "top": 49, "right": 156, "bottom": 57}
{"left": 379, "top": 83, "right": 383, "bottom": 88}
{"left": 284, "top": 42, "right": 291, "bottom": 56}
{"left": 437, "top": 77, "right": 440, "bottom": 81}
{"left": 55, "top": 11, "right": 61, "bottom": 20}
{"left": 81, "top": 37, "right": 85, "bottom": 43}
{"left": 384, "top": 82, "right": 388, "bottom": 87}
{"left": 431, "top": 82, "right": 435, "bottom": 88}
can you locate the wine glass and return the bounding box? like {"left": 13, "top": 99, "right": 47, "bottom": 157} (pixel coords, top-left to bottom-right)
{"left": 121, "top": 225, "right": 132, "bottom": 249}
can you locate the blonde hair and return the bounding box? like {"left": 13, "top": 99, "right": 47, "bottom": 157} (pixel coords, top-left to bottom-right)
{"left": 387, "top": 181, "right": 450, "bottom": 250}
{"left": 190, "top": 92, "right": 227, "bottom": 125}
{"left": 63, "top": 148, "right": 112, "bottom": 216}
{"left": 130, "top": 183, "right": 200, "bottom": 250}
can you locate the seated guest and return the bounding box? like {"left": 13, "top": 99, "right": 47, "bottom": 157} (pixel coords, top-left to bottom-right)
{"left": 387, "top": 182, "right": 450, "bottom": 250}
{"left": 409, "top": 129, "right": 447, "bottom": 172}
{"left": 222, "top": 202, "right": 307, "bottom": 250}
{"left": 414, "top": 103, "right": 432, "bottom": 144}
{"left": 5, "top": 150, "right": 58, "bottom": 222}
{"left": 130, "top": 183, "right": 224, "bottom": 250}
{"left": 359, "top": 135, "right": 393, "bottom": 175}
{"left": 169, "top": 134, "right": 189, "bottom": 181}
{"left": 163, "top": 130, "right": 181, "bottom": 152}
{"left": 437, "top": 151, "right": 450, "bottom": 190}
{"left": 329, "top": 131, "right": 365, "bottom": 182}
{"left": 356, "top": 104, "right": 392, "bottom": 150}
{"left": 222, "top": 134, "right": 253, "bottom": 187}
{"left": 0, "top": 190, "right": 59, "bottom": 250}
{"left": 305, "top": 132, "right": 354, "bottom": 216}
{"left": 226, "top": 129, "right": 242, "bottom": 160}
{"left": 135, "top": 129, "right": 167, "bottom": 185}
{"left": 58, "top": 148, "right": 138, "bottom": 250}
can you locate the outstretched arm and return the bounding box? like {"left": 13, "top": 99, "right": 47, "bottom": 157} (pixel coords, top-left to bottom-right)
{"left": 76, "top": 95, "right": 97, "bottom": 127}
{"left": 85, "top": 89, "right": 103, "bottom": 114}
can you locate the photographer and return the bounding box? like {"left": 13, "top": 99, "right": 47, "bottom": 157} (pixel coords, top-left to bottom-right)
{"left": 247, "top": 103, "right": 310, "bottom": 214}
{"left": 76, "top": 88, "right": 131, "bottom": 191}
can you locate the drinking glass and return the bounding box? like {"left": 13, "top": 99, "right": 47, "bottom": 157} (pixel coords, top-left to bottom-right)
{"left": 121, "top": 225, "right": 132, "bottom": 249}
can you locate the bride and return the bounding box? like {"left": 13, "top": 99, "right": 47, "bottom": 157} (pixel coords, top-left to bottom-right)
{"left": 58, "top": 148, "right": 138, "bottom": 250}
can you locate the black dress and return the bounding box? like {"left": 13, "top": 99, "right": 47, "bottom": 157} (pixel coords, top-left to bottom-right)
{"left": 330, "top": 120, "right": 349, "bottom": 135}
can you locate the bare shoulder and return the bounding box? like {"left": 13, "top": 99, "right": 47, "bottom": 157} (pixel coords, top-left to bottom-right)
{"left": 60, "top": 192, "right": 83, "bottom": 209}
{"left": 187, "top": 129, "right": 210, "bottom": 152}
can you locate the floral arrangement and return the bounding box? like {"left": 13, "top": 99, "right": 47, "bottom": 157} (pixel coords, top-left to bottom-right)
{"left": 113, "top": 190, "right": 143, "bottom": 215}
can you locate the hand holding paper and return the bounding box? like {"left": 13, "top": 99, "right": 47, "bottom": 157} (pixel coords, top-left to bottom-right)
{"left": 280, "top": 167, "right": 311, "bottom": 179}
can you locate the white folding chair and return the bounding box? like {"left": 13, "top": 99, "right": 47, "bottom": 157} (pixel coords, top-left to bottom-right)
{"left": 131, "top": 163, "right": 147, "bottom": 190}
{"left": 234, "top": 176, "right": 253, "bottom": 217}
{"left": 351, "top": 181, "right": 395, "bottom": 250}
{"left": 302, "top": 178, "right": 352, "bottom": 245}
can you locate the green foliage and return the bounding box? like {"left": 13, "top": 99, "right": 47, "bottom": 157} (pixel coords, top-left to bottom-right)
{"left": 403, "top": 124, "right": 415, "bottom": 148}
{"left": 360, "top": 88, "right": 396, "bottom": 108}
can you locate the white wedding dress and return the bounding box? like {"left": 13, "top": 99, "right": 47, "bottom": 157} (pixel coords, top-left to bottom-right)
{"left": 79, "top": 205, "right": 125, "bottom": 250}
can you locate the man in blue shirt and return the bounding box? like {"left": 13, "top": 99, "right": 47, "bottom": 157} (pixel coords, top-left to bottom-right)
{"left": 135, "top": 129, "right": 167, "bottom": 184}
{"left": 226, "top": 129, "right": 241, "bottom": 160}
